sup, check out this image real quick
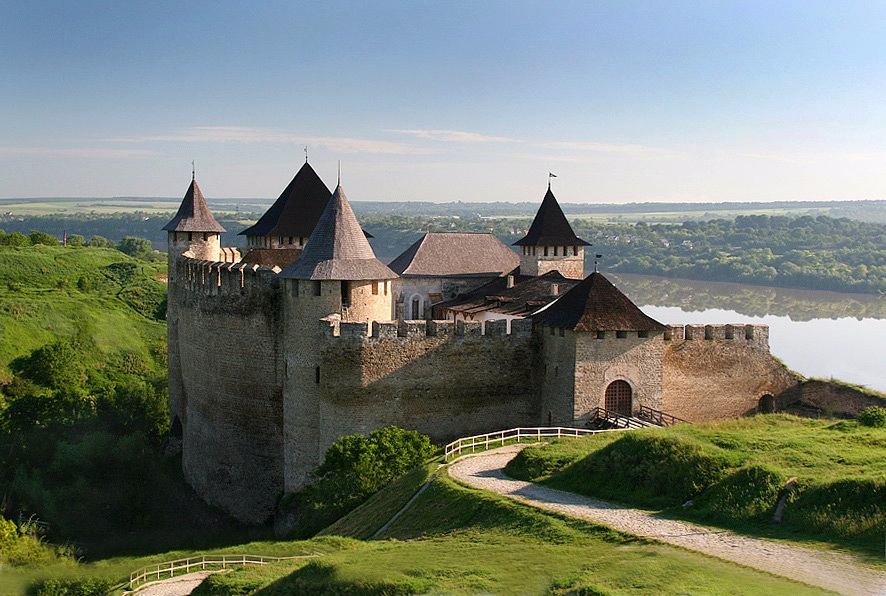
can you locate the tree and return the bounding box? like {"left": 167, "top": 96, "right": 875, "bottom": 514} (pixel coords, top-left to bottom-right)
{"left": 116, "top": 236, "right": 155, "bottom": 260}
{"left": 86, "top": 235, "right": 110, "bottom": 248}
{"left": 66, "top": 234, "right": 85, "bottom": 247}
{"left": 0, "top": 232, "right": 30, "bottom": 246}
{"left": 28, "top": 231, "right": 59, "bottom": 246}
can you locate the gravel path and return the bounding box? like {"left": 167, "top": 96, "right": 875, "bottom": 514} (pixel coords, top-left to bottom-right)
{"left": 449, "top": 444, "right": 886, "bottom": 596}
{"left": 129, "top": 571, "right": 220, "bottom": 596}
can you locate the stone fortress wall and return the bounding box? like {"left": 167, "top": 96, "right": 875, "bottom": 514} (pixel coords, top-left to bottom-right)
{"left": 171, "top": 256, "right": 799, "bottom": 524}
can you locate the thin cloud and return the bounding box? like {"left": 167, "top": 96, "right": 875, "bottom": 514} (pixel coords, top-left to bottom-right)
{"left": 390, "top": 129, "right": 520, "bottom": 143}
{"left": 543, "top": 140, "right": 676, "bottom": 156}
{"left": 0, "top": 146, "right": 154, "bottom": 158}
{"left": 109, "top": 126, "right": 428, "bottom": 155}
{"left": 740, "top": 152, "right": 804, "bottom": 164}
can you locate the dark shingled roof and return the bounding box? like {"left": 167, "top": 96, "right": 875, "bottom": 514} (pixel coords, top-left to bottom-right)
{"left": 389, "top": 232, "right": 520, "bottom": 278}
{"left": 435, "top": 270, "right": 580, "bottom": 318}
{"left": 238, "top": 162, "right": 332, "bottom": 238}
{"left": 513, "top": 187, "right": 590, "bottom": 247}
{"left": 162, "top": 178, "right": 226, "bottom": 233}
{"left": 532, "top": 272, "right": 666, "bottom": 331}
{"left": 280, "top": 185, "right": 396, "bottom": 281}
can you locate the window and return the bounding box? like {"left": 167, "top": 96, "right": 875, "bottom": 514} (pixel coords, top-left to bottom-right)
{"left": 411, "top": 295, "right": 422, "bottom": 319}
{"left": 595, "top": 330, "right": 606, "bottom": 339}
{"left": 638, "top": 330, "right": 649, "bottom": 338}
{"left": 313, "top": 281, "right": 322, "bottom": 296}
{"left": 315, "top": 367, "right": 321, "bottom": 384}
{"left": 558, "top": 328, "right": 565, "bottom": 337}
{"left": 544, "top": 247, "right": 548, "bottom": 256}
{"left": 341, "top": 281, "right": 351, "bottom": 307}
{"left": 616, "top": 330, "right": 627, "bottom": 339}
{"left": 372, "top": 281, "right": 379, "bottom": 295}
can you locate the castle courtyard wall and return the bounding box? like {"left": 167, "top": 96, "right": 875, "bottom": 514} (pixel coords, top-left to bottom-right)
{"left": 662, "top": 324, "right": 799, "bottom": 421}
{"left": 174, "top": 259, "right": 285, "bottom": 524}
{"left": 314, "top": 318, "right": 539, "bottom": 467}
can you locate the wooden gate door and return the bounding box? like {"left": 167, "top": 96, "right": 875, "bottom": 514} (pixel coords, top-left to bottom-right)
{"left": 604, "top": 380, "right": 632, "bottom": 416}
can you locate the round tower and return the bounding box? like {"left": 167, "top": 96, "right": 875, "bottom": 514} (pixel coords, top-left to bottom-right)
{"left": 162, "top": 173, "right": 225, "bottom": 271}
{"left": 514, "top": 184, "right": 590, "bottom": 280}
{"left": 162, "top": 173, "right": 226, "bottom": 451}
{"left": 278, "top": 182, "right": 397, "bottom": 491}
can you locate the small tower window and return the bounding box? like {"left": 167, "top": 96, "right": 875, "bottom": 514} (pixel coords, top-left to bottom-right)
{"left": 372, "top": 281, "right": 379, "bottom": 295}
{"left": 341, "top": 281, "right": 351, "bottom": 307}
{"left": 313, "top": 281, "right": 322, "bottom": 296}
{"left": 544, "top": 247, "right": 548, "bottom": 256}
{"left": 595, "top": 330, "right": 606, "bottom": 339}
{"left": 315, "top": 366, "right": 321, "bottom": 384}
{"left": 616, "top": 330, "right": 627, "bottom": 339}
{"left": 553, "top": 246, "right": 558, "bottom": 256}
{"left": 188, "top": 232, "right": 193, "bottom": 241}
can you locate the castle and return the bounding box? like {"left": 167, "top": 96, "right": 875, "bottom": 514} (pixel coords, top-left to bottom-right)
{"left": 164, "top": 163, "right": 798, "bottom": 524}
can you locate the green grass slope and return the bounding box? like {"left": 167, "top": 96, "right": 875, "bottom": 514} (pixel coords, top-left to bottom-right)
{"left": 192, "top": 469, "right": 827, "bottom": 595}
{"left": 505, "top": 414, "right": 886, "bottom": 559}
{"left": 0, "top": 245, "right": 167, "bottom": 381}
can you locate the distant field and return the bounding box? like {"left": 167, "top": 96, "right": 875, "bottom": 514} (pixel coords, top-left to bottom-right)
{"left": 1, "top": 196, "right": 878, "bottom": 223}
{"left": 0, "top": 196, "right": 271, "bottom": 216}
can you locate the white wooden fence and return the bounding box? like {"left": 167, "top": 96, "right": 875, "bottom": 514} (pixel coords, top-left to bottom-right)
{"left": 443, "top": 426, "right": 618, "bottom": 460}
{"left": 128, "top": 553, "right": 319, "bottom": 591}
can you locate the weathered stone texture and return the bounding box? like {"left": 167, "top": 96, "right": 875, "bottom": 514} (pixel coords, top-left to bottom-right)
{"left": 777, "top": 379, "right": 885, "bottom": 417}
{"left": 174, "top": 260, "right": 284, "bottom": 524}
{"left": 662, "top": 325, "right": 798, "bottom": 421}
{"left": 573, "top": 332, "right": 664, "bottom": 417}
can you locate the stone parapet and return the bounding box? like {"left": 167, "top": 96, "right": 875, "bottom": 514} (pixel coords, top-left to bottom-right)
{"left": 664, "top": 323, "right": 769, "bottom": 350}
{"left": 319, "top": 317, "right": 534, "bottom": 340}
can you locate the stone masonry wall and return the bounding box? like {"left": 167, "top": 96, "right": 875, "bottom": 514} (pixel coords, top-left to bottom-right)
{"left": 311, "top": 318, "right": 539, "bottom": 478}
{"left": 539, "top": 327, "right": 577, "bottom": 424}
{"left": 174, "top": 258, "right": 285, "bottom": 524}
{"left": 662, "top": 324, "right": 799, "bottom": 421}
{"left": 573, "top": 331, "right": 665, "bottom": 419}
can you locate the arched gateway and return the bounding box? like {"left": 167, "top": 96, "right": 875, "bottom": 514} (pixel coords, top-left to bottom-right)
{"left": 605, "top": 380, "right": 633, "bottom": 416}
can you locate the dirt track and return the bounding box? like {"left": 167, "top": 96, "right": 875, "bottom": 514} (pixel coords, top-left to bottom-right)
{"left": 448, "top": 444, "right": 886, "bottom": 596}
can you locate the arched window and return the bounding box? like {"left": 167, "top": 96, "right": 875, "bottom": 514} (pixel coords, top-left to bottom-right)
{"left": 604, "top": 380, "right": 632, "bottom": 416}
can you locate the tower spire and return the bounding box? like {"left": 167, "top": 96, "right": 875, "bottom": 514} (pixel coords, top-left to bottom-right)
{"left": 192, "top": 160, "right": 196, "bottom": 181}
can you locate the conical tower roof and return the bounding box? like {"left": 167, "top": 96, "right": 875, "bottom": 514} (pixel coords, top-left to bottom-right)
{"left": 162, "top": 178, "right": 226, "bottom": 233}
{"left": 280, "top": 184, "right": 396, "bottom": 281}
{"left": 238, "top": 162, "right": 332, "bottom": 239}
{"left": 532, "top": 272, "right": 665, "bottom": 331}
{"left": 513, "top": 186, "right": 589, "bottom": 247}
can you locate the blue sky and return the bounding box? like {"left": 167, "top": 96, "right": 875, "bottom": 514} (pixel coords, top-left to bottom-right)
{"left": 2, "top": 1, "right": 886, "bottom": 203}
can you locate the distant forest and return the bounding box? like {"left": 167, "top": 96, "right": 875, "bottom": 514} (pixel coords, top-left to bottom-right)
{"left": 2, "top": 208, "right": 884, "bottom": 295}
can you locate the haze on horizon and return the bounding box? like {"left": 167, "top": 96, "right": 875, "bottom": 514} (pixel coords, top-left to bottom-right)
{"left": 2, "top": 1, "right": 886, "bottom": 204}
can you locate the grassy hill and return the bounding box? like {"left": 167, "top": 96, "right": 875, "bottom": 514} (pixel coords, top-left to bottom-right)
{"left": 506, "top": 415, "right": 886, "bottom": 559}
{"left": 0, "top": 245, "right": 167, "bottom": 382}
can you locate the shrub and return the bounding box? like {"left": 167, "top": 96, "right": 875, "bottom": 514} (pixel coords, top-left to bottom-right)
{"left": 66, "top": 234, "right": 85, "bottom": 247}
{"left": 857, "top": 406, "right": 886, "bottom": 427}
{"left": 693, "top": 464, "right": 784, "bottom": 523}
{"left": 288, "top": 427, "right": 434, "bottom": 536}
{"left": 26, "top": 577, "right": 116, "bottom": 596}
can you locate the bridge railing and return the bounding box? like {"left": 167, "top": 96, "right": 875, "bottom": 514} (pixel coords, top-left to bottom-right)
{"left": 638, "top": 405, "right": 688, "bottom": 427}
{"left": 129, "top": 553, "right": 319, "bottom": 591}
{"left": 443, "top": 426, "right": 618, "bottom": 461}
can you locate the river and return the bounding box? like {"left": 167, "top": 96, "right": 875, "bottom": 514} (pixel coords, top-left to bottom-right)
{"left": 607, "top": 273, "right": 886, "bottom": 394}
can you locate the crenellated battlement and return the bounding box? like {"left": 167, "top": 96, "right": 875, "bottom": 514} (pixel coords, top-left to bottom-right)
{"left": 177, "top": 256, "right": 281, "bottom": 296}
{"left": 319, "top": 317, "right": 534, "bottom": 340}
{"left": 664, "top": 323, "right": 769, "bottom": 350}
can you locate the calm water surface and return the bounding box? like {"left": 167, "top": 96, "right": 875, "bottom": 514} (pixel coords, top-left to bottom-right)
{"left": 609, "top": 274, "right": 886, "bottom": 393}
